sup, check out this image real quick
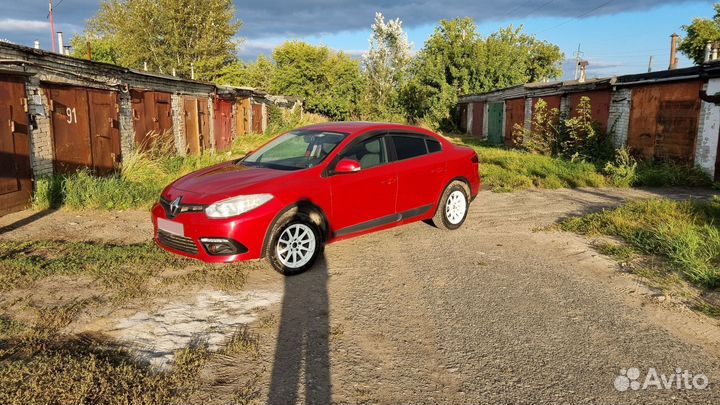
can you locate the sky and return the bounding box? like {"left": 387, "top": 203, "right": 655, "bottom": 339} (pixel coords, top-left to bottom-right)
{"left": 0, "top": 0, "right": 716, "bottom": 79}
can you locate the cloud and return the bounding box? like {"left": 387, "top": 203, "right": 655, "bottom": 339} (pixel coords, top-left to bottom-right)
{"left": 235, "top": 0, "right": 694, "bottom": 38}
{"left": 0, "top": 19, "right": 50, "bottom": 32}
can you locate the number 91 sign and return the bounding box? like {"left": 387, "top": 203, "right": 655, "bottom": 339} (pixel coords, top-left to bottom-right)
{"left": 66, "top": 107, "right": 77, "bottom": 124}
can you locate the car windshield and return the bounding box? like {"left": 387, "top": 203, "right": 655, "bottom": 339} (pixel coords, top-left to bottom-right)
{"left": 241, "top": 130, "right": 348, "bottom": 170}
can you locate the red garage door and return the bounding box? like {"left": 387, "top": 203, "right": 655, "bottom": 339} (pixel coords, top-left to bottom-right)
{"left": 0, "top": 77, "right": 32, "bottom": 216}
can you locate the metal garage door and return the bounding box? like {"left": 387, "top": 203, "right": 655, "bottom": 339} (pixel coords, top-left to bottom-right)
{"left": 131, "top": 90, "right": 173, "bottom": 150}
{"left": 487, "top": 102, "right": 503, "bottom": 145}
{"left": 213, "top": 98, "right": 233, "bottom": 152}
{"left": 0, "top": 77, "right": 32, "bottom": 216}
{"left": 47, "top": 85, "right": 120, "bottom": 175}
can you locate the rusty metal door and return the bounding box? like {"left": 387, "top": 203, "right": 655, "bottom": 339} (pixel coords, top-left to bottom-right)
{"left": 629, "top": 81, "right": 701, "bottom": 163}
{"left": 88, "top": 90, "right": 120, "bottom": 175}
{"left": 458, "top": 104, "right": 468, "bottom": 133}
{"left": 236, "top": 98, "right": 250, "bottom": 136}
{"left": 198, "top": 98, "right": 210, "bottom": 151}
{"left": 183, "top": 98, "right": 200, "bottom": 155}
{"left": 132, "top": 90, "right": 173, "bottom": 150}
{"left": 505, "top": 98, "right": 525, "bottom": 146}
{"left": 0, "top": 77, "right": 32, "bottom": 216}
{"left": 214, "top": 98, "right": 233, "bottom": 151}
{"left": 47, "top": 86, "right": 93, "bottom": 174}
{"left": 471, "top": 102, "right": 484, "bottom": 138}
{"left": 568, "top": 90, "right": 611, "bottom": 133}
{"left": 252, "top": 103, "right": 263, "bottom": 133}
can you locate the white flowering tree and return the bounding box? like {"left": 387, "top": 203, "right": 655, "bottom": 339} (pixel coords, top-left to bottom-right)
{"left": 363, "top": 12, "right": 412, "bottom": 119}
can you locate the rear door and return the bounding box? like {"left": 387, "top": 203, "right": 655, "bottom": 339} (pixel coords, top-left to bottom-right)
{"left": 329, "top": 134, "right": 398, "bottom": 235}
{"left": 390, "top": 133, "right": 446, "bottom": 218}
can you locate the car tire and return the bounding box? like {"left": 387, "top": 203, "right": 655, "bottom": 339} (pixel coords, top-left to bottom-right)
{"left": 430, "top": 180, "right": 470, "bottom": 230}
{"left": 265, "top": 211, "right": 323, "bottom": 275}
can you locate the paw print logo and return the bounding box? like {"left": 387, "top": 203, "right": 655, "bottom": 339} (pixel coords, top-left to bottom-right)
{"left": 614, "top": 368, "right": 642, "bottom": 391}
{"left": 614, "top": 367, "right": 640, "bottom": 392}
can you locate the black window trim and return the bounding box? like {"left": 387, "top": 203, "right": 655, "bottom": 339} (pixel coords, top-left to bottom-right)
{"left": 387, "top": 132, "right": 443, "bottom": 162}
{"left": 324, "top": 130, "right": 390, "bottom": 176}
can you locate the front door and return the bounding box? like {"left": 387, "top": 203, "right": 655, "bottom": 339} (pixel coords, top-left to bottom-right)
{"left": 329, "top": 135, "right": 397, "bottom": 235}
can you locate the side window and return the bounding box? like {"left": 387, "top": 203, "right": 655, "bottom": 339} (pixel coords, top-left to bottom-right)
{"left": 426, "top": 138, "right": 442, "bottom": 153}
{"left": 393, "top": 136, "right": 428, "bottom": 160}
{"left": 338, "top": 137, "right": 387, "bottom": 169}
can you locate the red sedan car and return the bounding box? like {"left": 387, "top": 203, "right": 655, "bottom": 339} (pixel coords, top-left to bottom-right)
{"left": 152, "top": 122, "right": 480, "bottom": 275}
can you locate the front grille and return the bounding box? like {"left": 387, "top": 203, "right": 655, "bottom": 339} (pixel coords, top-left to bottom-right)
{"left": 158, "top": 230, "right": 199, "bottom": 255}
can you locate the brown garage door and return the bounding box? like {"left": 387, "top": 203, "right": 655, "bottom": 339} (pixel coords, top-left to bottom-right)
{"left": 131, "top": 90, "right": 173, "bottom": 150}
{"left": 471, "top": 101, "right": 484, "bottom": 138}
{"left": 252, "top": 103, "right": 263, "bottom": 134}
{"left": 628, "top": 81, "right": 701, "bottom": 163}
{"left": 0, "top": 77, "right": 32, "bottom": 216}
{"left": 568, "top": 90, "right": 611, "bottom": 133}
{"left": 505, "top": 98, "right": 525, "bottom": 146}
{"left": 47, "top": 85, "right": 120, "bottom": 175}
{"left": 183, "top": 97, "right": 210, "bottom": 155}
{"left": 214, "top": 98, "right": 233, "bottom": 152}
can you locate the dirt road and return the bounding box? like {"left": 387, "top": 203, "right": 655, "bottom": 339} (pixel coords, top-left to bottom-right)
{"left": 2, "top": 187, "right": 719, "bottom": 403}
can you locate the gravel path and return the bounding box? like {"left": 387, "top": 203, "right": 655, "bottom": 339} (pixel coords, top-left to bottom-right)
{"left": 3, "top": 187, "right": 720, "bottom": 403}
{"left": 263, "top": 187, "right": 720, "bottom": 404}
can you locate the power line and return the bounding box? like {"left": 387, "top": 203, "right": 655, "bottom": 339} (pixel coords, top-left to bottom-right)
{"left": 537, "top": 0, "right": 616, "bottom": 34}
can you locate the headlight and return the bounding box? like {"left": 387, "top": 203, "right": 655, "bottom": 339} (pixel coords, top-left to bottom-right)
{"left": 205, "top": 194, "right": 273, "bottom": 218}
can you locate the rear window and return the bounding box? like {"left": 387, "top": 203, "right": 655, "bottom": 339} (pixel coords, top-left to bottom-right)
{"left": 393, "top": 136, "right": 427, "bottom": 160}
{"left": 427, "top": 138, "right": 442, "bottom": 153}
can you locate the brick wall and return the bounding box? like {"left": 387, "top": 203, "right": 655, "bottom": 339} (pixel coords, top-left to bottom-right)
{"left": 171, "top": 94, "right": 187, "bottom": 155}
{"left": 25, "top": 80, "right": 54, "bottom": 178}
{"left": 608, "top": 88, "right": 632, "bottom": 146}
{"left": 695, "top": 79, "right": 720, "bottom": 178}
{"left": 118, "top": 92, "right": 134, "bottom": 158}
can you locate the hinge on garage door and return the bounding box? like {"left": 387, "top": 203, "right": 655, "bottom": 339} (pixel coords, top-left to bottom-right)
{"left": 8, "top": 119, "right": 15, "bottom": 132}
{"left": 21, "top": 97, "right": 28, "bottom": 113}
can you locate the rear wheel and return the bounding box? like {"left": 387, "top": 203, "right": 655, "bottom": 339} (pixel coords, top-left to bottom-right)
{"left": 430, "top": 181, "right": 470, "bottom": 230}
{"left": 265, "top": 212, "right": 322, "bottom": 275}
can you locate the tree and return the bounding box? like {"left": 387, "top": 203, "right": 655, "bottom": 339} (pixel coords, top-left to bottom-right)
{"left": 679, "top": 3, "right": 720, "bottom": 65}
{"left": 400, "top": 19, "right": 563, "bottom": 129}
{"left": 69, "top": 34, "right": 120, "bottom": 64}
{"left": 271, "top": 41, "right": 364, "bottom": 120}
{"left": 80, "top": 0, "right": 241, "bottom": 80}
{"left": 215, "top": 54, "right": 275, "bottom": 91}
{"left": 363, "top": 12, "right": 412, "bottom": 119}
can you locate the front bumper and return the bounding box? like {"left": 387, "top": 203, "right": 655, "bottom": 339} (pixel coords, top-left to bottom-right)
{"left": 151, "top": 201, "right": 277, "bottom": 263}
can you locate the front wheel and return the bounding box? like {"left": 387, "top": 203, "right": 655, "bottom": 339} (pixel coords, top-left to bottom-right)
{"left": 430, "top": 181, "right": 470, "bottom": 230}
{"left": 266, "top": 212, "right": 322, "bottom": 275}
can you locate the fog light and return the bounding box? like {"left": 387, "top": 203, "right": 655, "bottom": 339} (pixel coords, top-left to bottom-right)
{"left": 199, "top": 238, "right": 247, "bottom": 256}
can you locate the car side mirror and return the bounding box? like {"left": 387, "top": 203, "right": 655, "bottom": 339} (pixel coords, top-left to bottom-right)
{"left": 334, "top": 158, "right": 361, "bottom": 174}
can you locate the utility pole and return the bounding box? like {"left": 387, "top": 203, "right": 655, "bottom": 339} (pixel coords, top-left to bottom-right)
{"left": 573, "top": 44, "right": 582, "bottom": 81}
{"left": 48, "top": 0, "right": 56, "bottom": 52}
{"left": 647, "top": 55, "right": 653, "bottom": 73}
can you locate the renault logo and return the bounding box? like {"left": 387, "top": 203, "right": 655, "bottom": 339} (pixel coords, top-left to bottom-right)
{"left": 168, "top": 196, "right": 182, "bottom": 218}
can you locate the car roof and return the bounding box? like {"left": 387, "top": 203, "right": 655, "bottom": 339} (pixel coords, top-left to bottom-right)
{"left": 299, "top": 121, "right": 432, "bottom": 135}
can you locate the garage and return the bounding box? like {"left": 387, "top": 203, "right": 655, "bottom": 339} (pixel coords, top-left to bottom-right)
{"left": 213, "top": 98, "right": 233, "bottom": 152}
{"left": 486, "top": 102, "right": 504, "bottom": 145}
{"left": 504, "top": 98, "right": 525, "bottom": 146}
{"left": 183, "top": 97, "right": 210, "bottom": 155}
{"left": 0, "top": 76, "right": 33, "bottom": 216}
{"left": 130, "top": 90, "right": 173, "bottom": 151}
{"left": 46, "top": 85, "right": 121, "bottom": 176}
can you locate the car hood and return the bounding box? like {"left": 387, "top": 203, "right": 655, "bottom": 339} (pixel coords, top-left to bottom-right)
{"left": 169, "top": 161, "right": 292, "bottom": 200}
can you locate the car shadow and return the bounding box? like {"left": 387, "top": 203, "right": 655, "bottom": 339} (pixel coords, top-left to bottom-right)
{"left": 267, "top": 254, "right": 331, "bottom": 405}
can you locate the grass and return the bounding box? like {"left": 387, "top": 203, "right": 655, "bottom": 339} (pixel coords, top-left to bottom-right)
{"left": 0, "top": 303, "right": 210, "bottom": 405}
{"left": 450, "top": 136, "right": 714, "bottom": 192}
{"left": 0, "top": 239, "right": 246, "bottom": 301}
{"left": 560, "top": 197, "right": 720, "bottom": 290}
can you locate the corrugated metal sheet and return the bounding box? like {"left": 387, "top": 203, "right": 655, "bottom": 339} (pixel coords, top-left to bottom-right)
{"left": 628, "top": 80, "right": 702, "bottom": 163}
{"left": 0, "top": 76, "right": 32, "bottom": 216}
{"left": 505, "top": 98, "right": 525, "bottom": 146}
